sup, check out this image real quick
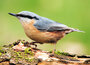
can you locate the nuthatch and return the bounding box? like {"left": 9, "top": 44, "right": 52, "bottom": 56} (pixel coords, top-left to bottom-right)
{"left": 9, "top": 11, "right": 83, "bottom": 53}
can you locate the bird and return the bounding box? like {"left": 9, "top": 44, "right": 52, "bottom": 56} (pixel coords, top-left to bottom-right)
{"left": 8, "top": 11, "right": 83, "bottom": 53}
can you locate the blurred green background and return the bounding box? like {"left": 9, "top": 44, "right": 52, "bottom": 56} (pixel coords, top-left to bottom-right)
{"left": 0, "top": 0, "right": 90, "bottom": 54}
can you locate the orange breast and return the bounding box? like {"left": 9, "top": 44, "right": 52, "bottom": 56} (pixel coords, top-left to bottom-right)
{"left": 22, "top": 19, "right": 65, "bottom": 43}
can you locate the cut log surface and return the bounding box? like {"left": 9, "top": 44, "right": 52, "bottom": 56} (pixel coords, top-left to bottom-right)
{"left": 0, "top": 40, "right": 89, "bottom": 65}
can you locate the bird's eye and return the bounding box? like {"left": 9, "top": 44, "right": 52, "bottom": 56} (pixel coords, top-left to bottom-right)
{"left": 33, "top": 16, "right": 39, "bottom": 20}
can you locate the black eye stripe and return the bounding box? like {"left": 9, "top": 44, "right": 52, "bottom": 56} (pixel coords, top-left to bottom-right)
{"left": 16, "top": 14, "right": 39, "bottom": 20}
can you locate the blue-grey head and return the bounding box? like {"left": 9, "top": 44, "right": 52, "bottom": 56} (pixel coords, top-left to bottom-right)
{"left": 8, "top": 11, "right": 40, "bottom": 23}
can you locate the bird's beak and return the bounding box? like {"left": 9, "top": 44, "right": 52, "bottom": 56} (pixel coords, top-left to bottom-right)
{"left": 8, "top": 13, "right": 17, "bottom": 17}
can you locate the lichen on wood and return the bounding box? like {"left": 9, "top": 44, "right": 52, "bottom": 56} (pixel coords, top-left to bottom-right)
{"left": 0, "top": 40, "right": 89, "bottom": 65}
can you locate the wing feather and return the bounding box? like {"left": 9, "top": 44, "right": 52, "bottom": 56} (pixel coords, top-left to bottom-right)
{"left": 34, "top": 16, "right": 83, "bottom": 32}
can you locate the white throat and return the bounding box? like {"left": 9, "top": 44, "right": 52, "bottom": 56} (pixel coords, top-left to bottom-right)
{"left": 18, "top": 17, "right": 32, "bottom": 23}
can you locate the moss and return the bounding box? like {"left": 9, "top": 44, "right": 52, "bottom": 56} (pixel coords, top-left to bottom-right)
{"left": 55, "top": 51, "right": 70, "bottom": 56}
{"left": 15, "top": 51, "right": 23, "bottom": 58}
{"left": 25, "top": 57, "right": 34, "bottom": 62}
{"left": 0, "top": 52, "right": 2, "bottom": 56}
{"left": 0, "top": 40, "right": 38, "bottom": 64}
{"left": 25, "top": 48, "right": 34, "bottom": 56}
{"left": 0, "top": 49, "right": 5, "bottom": 53}
{"left": 0, "top": 47, "right": 6, "bottom": 53}
{"left": 10, "top": 49, "right": 35, "bottom": 62}
{"left": 49, "top": 50, "right": 70, "bottom": 56}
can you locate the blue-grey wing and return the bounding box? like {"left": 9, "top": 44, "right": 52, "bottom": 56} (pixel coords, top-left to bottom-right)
{"left": 34, "top": 17, "right": 80, "bottom": 32}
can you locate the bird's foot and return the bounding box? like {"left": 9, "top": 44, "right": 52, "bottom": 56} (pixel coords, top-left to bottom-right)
{"left": 29, "top": 42, "right": 43, "bottom": 48}
{"left": 52, "top": 49, "right": 56, "bottom": 54}
{"left": 30, "top": 42, "right": 37, "bottom": 48}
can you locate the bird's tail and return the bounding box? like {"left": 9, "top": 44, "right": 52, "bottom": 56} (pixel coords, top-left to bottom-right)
{"left": 71, "top": 28, "right": 84, "bottom": 32}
